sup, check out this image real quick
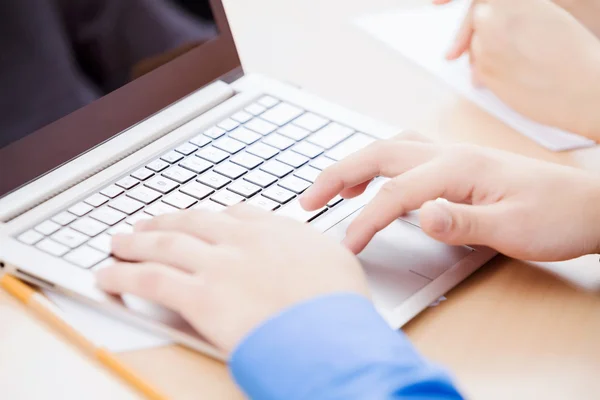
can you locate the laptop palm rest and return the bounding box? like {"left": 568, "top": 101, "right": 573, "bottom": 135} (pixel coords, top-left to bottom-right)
{"left": 325, "top": 209, "right": 473, "bottom": 311}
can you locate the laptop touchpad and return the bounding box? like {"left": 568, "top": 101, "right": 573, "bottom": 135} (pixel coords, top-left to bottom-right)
{"left": 325, "top": 209, "right": 473, "bottom": 310}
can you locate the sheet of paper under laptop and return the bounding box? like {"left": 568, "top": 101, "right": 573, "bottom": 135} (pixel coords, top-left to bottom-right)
{"left": 44, "top": 290, "right": 172, "bottom": 352}
{"left": 355, "top": 0, "right": 596, "bottom": 151}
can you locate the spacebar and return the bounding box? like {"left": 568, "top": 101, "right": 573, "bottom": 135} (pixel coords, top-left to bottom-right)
{"left": 276, "top": 200, "right": 327, "bottom": 223}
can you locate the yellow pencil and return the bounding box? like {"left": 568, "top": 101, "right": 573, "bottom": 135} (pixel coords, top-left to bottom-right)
{"left": 0, "top": 274, "right": 169, "bottom": 400}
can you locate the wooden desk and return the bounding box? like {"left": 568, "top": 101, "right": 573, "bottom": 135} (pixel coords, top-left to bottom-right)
{"left": 3, "top": 0, "right": 600, "bottom": 398}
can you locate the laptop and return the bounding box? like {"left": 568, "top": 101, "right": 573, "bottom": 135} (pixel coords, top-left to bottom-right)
{"left": 0, "top": 0, "right": 496, "bottom": 359}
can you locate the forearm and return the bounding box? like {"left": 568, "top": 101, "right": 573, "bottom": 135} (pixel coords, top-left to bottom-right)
{"left": 230, "top": 294, "right": 463, "bottom": 400}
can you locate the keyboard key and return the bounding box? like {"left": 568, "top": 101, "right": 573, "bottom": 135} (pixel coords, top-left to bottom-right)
{"left": 326, "top": 133, "right": 375, "bottom": 161}
{"left": 276, "top": 151, "right": 309, "bottom": 168}
{"left": 131, "top": 168, "right": 154, "bottom": 181}
{"left": 276, "top": 201, "right": 327, "bottom": 223}
{"left": 294, "top": 166, "right": 321, "bottom": 183}
{"left": 293, "top": 113, "right": 330, "bottom": 132}
{"left": 247, "top": 196, "right": 280, "bottom": 211}
{"left": 162, "top": 192, "right": 197, "bottom": 209}
{"left": 52, "top": 212, "right": 77, "bottom": 226}
{"left": 307, "top": 123, "right": 354, "bottom": 149}
{"left": 231, "top": 110, "right": 253, "bottom": 123}
{"left": 262, "top": 134, "right": 295, "bottom": 150}
{"left": 146, "top": 159, "right": 170, "bottom": 172}
{"left": 127, "top": 186, "right": 162, "bottom": 204}
{"left": 244, "top": 170, "right": 278, "bottom": 188}
{"left": 88, "top": 234, "right": 112, "bottom": 253}
{"left": 310, "top": 156, "right": 336, "bottom": 171}
{"left": 227, "top": 180, "right": 261, "bottom": 198}
{"left": 260, "top": 103, "right": 304, "bottom": 126}
{"left": 247, "top": 143, "right": 279, "bottom": 160}
{"left": 145, "top": 176, "right": 178, "bottom": 194}
{"left": 245, "top": 103, "right": 267, "bottom": 116}
{"left": 260, "top": 160, "right": 293, "bottom": 178}
{"left": 65, "top": 245, "right": 108, "bottom": 268}
{"left": 262, "top": 186, "right": 296, "bottom": 204}
{"left": 145, "top": 202, "right": 178, "bottom": 217}
{"left": 107, "top": 223, "right": 134, "bottom": 235}
{"left": 192, "top": 200, "right": 226, "bottom": 212}
{"left": 36, "top": 238, "right": 69, "bottom": 257}
{"left": 162, "top": 166, "right": 196, "bottom": 184}
{"left": 257, "top": 96, "right": 280, "bottom": 108}
{"left": 180, "top": 157, "right": 212, "bottom": 174}
{"left": 100, "top": 185, "right": 124, "bottom": 199}
{"left": 197, "top": 146, "right": 229, "bottom": 164}
{"left": 85, "top": 193, "right": 109, "bottom": 207}
{"left": 35, "top": 220, "right": 61, "bottom": 235}
{"left": 68, "top": 202, "right": 94, "bottom": 217}
{"left": 213, "top": 137, "right": 246, "bottom": 154}
{"left": 109, "top": 196, "right": 144, "bottom": 215}
{"left": 126, "top": 213, "right": 152, "bottom": 225}
{"left": 180, "top": 182, "right": 214, "bottom": 200}
{"left": 327, "top": 195, "right": 343, "bottom": 207}
{"left": 278, "top": 124, "right": 310, "bottom": 141}
{"left": 231, "top": 152, "right": 263, "bottom": 169}
{"left": 190, "top": 134, "right": 212, "bottom": 148}
{"left": 51, "top": 228, "right": 88, "bottom": 248}
{"left": 90, "top": 207, "right": 126, "bottom": 226}
{"left": 213, "top": 162, "right": 247, "bottom": 180}
{"left": 217, "top": 118, "right": 240, "bottom": 132}
{"left": 229, "top": 127, "right": 262, "bottom": 145}
{"left": 175, "top": 143, "right": 198, "bottom": 156}
{"left": 161, "top": 151, "right": 184, "bottom": 164}
{"left": 204, "top": 126, "right": 226, "bottom": 139}
{"left": 245, "top": 118, "right": 278, "bottom": 136}
{"left": 291, "top": 142, "right": 324, "bottom": 158}
{"left": 211, "top": 191, "right": 245, "bottom": 207}
{"left": 18, "top": 230, "right": 44, "bottom": 245}
{"left": 116, "top": 176, "right": 139, "bottom": 190}
{"left": 198, "top": 171, "right": 231, "bottom": 190}
{"left": 278, "top": 176, "right": 311, "bottom": 194}
{"left": 70, "top": 217, "right": 107, "bottom": 237}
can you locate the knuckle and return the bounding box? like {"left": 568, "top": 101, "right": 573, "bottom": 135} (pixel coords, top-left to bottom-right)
{"left": 393, "top": 130, "right": 430, "bottom": 142}
{"left": 380, "top": 179, "right": 403, "bottom": 197}
{"left": 154, "top": 233, "right": 179, "bottom": 252}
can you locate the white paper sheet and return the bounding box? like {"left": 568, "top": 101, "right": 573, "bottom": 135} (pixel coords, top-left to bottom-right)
{"left": 355, "top": 0, "right": 596, "bottom": 151}
{"left": 44, "top": 290, "right": 172, "bottom": 353}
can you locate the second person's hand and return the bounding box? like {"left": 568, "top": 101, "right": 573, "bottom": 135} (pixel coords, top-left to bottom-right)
{"left": 300, "top": 134, "right": 600, "bottom": 261}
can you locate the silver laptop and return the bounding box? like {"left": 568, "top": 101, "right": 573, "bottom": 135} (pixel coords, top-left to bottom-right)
{"left": 0, "top": 0, "right": 496, "bottom": 359}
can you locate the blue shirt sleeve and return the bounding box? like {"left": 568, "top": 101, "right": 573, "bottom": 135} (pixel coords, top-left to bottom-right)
{"left": 229, "top": 293, "right": 463, "bottom": 400}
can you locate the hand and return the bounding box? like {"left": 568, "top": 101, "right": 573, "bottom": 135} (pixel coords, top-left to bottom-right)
{"left": 300, "top": 133, "right": 600, "bottom": 261}
{"left": 435, "top": 0, "right": 600, "bottom": 39}
{"left": 437, "top": 0, "right": 600, "bottom": 139}
{"left": 95, "top": 206, "right": 369, "bottom": 354}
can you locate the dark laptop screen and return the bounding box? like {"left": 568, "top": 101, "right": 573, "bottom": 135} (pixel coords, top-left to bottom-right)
{"left": 0, "top": 0, "right": 240, "bottom": 199}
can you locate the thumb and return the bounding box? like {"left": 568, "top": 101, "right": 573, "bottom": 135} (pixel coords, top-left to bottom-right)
{"left": 419, "top": 199, "right": 497, "bottom": 246}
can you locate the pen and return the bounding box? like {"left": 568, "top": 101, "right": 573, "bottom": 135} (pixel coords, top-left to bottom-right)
{"left": 0, "top": 274, "right": 169, "bottom": 400}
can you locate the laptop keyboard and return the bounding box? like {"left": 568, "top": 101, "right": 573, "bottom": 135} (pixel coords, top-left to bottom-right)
{"left": 16, "top": 96, "right": 376, "bottom": 270}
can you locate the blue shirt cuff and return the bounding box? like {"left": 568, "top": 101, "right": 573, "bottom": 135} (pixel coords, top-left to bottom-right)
{"left": 229, "top": 293, "right": 462, "bottom": 400}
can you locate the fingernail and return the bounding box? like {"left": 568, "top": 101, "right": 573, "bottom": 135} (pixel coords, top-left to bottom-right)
{"left": 428, "top": 202, "right": 453, "bottom": 233}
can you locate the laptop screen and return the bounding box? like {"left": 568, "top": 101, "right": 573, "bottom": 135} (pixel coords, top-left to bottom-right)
{"left": 0, "top": 0, "right": 240, "bottom": 199}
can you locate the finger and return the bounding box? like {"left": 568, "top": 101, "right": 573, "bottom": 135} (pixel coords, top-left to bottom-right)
{"left": 111, "top": 231, "right": 217, "bottom": 272}
{"left": 419, "top": 199, "right": 503, "bottom": 246}
{"left": 446, "top": 3, "right": 475, "bottom": 60}
{"left": 392, "top": 130, "right": 433, "bottom": 143}
{"left": 340, "top": 181, "right": 371, "bottom": 199}
{"left": 135, "top": 209, "right": 237, "bottom": 244}
{"left": 96, "top": 262, "right": 198, "bottom": 312}
{"left": 433, "top": 0, "right": 452, "bottom": 4}
{"left": 468, "top": 48, "right": 483, "bottom": 88}
{"left": 341, "top": 161, "right": 472, "bottom": 254}
{"left": 300, "top": 141, "right": 439, "bottom": 211}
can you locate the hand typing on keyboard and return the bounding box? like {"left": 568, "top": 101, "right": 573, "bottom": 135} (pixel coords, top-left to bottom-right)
{"left": 301, "top": 132, "right": 600, "bottom": 261}
{"left": 95, "top": 205, "right": 369, "bottom": 354}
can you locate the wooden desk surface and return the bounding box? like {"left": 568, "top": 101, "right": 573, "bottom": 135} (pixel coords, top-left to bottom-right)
{"left": 3, "top": 0, "right": 600, "bottom": 399}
